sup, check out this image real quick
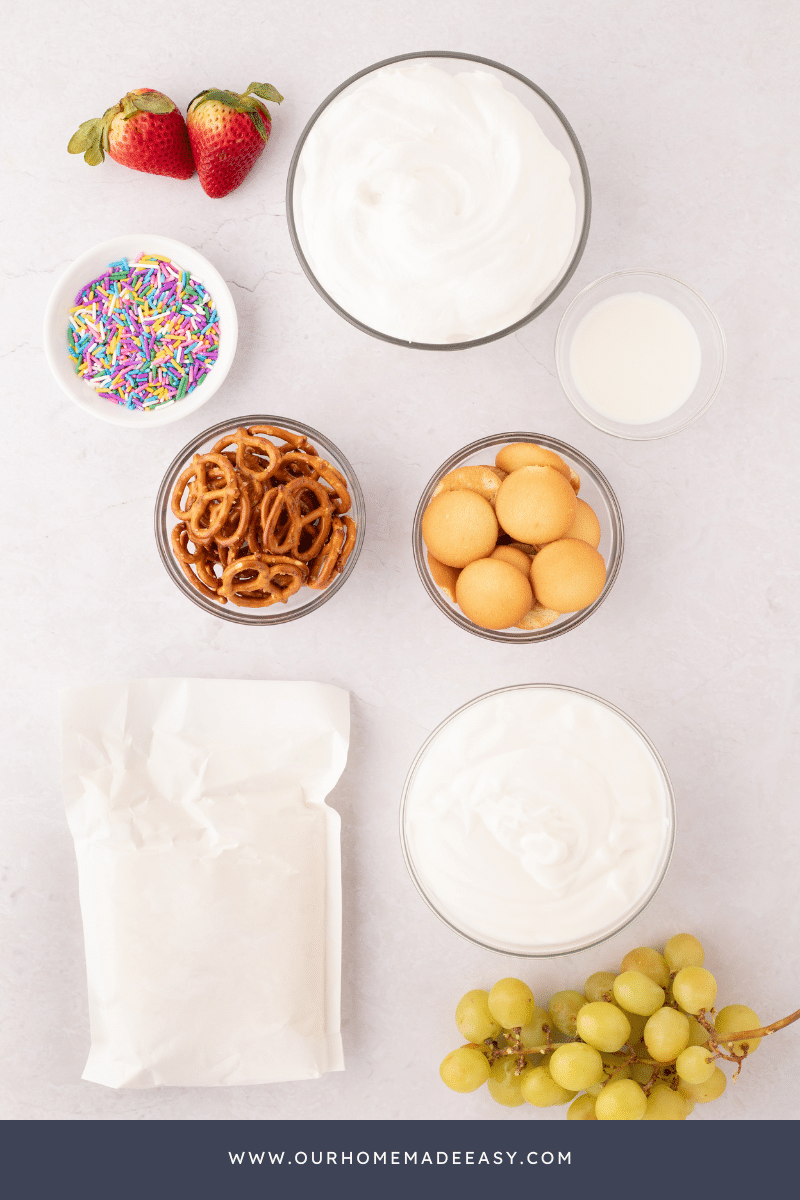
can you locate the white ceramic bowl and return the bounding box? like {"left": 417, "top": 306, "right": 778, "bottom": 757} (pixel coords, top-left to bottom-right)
{"left": 555, "top": 269, "right": 726, "bottom": 440}
{"left": 43, "top": 234, "right": 238, "bottom": 428}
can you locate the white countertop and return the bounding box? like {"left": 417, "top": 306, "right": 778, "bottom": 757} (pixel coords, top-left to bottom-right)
{"left": 2, "top": 0, "right": 799, "bottom": 1121}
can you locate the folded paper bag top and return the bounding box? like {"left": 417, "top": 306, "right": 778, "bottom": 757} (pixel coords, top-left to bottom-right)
{"left": 60, "top": 679, "right": 349, "bottom": 1089}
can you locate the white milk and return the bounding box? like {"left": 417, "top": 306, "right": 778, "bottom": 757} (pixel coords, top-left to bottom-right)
{"left": 298, "top": 64, "right": 576, "bottom": 343}
{"left": 404, "top": 687, "right": 672, "bottom": 951}
{"left": 569, "top": 291, "right": 702, "bottom": 423}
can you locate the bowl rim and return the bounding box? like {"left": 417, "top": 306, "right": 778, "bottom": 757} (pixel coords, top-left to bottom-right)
{"left": 154, "top": 413, "right": 366, "bottom": 624}
{"left": 555, "top": 268, "right": 727, "bottom": 441}
{"left": 400, "top": 682, "right": 677, "bottom": 957}
{"left": 285, "top": 50, "right": 592, "bottom": 351}
{"left": 412, "top": 431, "right": 624, "bottom": 642}
{"left": 43, "top": 233, "right": 238, "bottom": 429}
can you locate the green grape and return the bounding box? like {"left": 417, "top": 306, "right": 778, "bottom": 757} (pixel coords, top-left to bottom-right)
{"left": 594, "top": 1078, "right": 647, "bottom": 1120}
{"left": 576, "top": 1001, "right": 631, "bottom": 1052}
{"left": 643, "top": 1006, "right": 691, "bottom": 1062}
{"left": 548, "top": 990, "right": 586, "bottom": 1037}
{"left": 620, "top": 947, "right": 670, "bottom": 989}
{"left": 455, "top": 990, "right": 502, "bottom": 1043}
{"left": 675, "top": 1045, "right": 715, "bottom": 1085}
{"left": 664, "top": 933, "right": 704, "bottom": 972}
{"left": 550, "top": 1043, "right": 604, "bottom": 1091}
{"left": 601, "top": 1052, "right": 632, "bottom": 1079}
{"left": 584, "top": 971, "right": 617, "bottom": 1003}
{"left": 715, "top": 1005, "right": 762, "bottom": 1056}
{"left": 679, "top": 1065, "right": 727, "bottom": 1104}
{"left": 626, "top": 1012, "right": 647, "bottom": 1046}
{"left": 672, "top": 967, "right": 717, "bottom": 1015}
{"left": 686, "top": 1016, "right": 710, "bottom": 1047}
{"left": 488, "top": 978, "right": 535, "bottom": 1029}
{"left": 487, "top": 1056, "right": 528, "bottom": 1106}
{"left": 586, "top": 1055, "right": 632, "bottom": 1096}
{"left": 439, "top": 1046, "right": 491, "bottom": 1092}
{"left": 567, "top": 1093, "right": 597, "bottom": 1120}
{"left": 613, "top": 970, "right": 665, "bottom": 1016}
{"left": 519, "top": 1006, "right": 553, "bottom": 1049}
{"left": 629, "top": 1059, "right": 658, "bottom": 1086}
{"left": 641, "top": 1082, "right": 689, "bottom": 1120}
{"left": 520, "top": 1064, "right": 575, "bottom": 1107}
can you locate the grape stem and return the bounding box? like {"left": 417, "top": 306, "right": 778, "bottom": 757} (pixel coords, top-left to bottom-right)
{"left": 695, "top": 1005, "right": 800, "bottom": 1079}
{"left": 490, "top": 1036, "right": 661, "bottom": 1068}
{"left": 483, "top": 1006, "right": 800, "bottom": 1081}
{"left": 704, "top": 1005, "right": 800, "bottom": 1046}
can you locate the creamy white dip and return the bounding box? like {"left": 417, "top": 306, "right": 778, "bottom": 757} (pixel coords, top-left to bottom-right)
{"left": 404, "top": 687, "right": 672, "bottom": 951}
{"left": 297, "top": 64, "right": 577, "bottom": 343}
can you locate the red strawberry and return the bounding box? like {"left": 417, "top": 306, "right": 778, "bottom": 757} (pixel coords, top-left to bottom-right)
{"left": 68, "top": 88, "right": 194, "bottom": 179}
{"left": 187, "top": 82, "right": 283, "bottom": 198}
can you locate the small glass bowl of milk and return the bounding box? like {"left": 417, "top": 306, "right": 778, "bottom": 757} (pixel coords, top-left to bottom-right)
{"left": 555, "top": 270, "right": 726, "bottom": 439}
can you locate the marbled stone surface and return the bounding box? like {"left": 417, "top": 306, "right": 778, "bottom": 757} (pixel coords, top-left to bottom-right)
{"left": 2, "top": 0, "right": 798, "bottom": 1121}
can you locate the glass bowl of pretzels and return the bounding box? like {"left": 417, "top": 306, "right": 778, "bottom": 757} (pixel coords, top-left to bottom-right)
{"left": 154, "top": 414, "right": 365, "bottom": 623}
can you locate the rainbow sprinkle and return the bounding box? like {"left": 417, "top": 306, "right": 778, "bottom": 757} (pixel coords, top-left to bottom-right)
{"left": 67, "top": 253, "right": 220, "bottom": 411}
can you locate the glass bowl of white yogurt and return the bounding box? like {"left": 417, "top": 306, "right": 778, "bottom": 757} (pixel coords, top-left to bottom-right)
{"left": 412, "top": 432, "right": 623, "bottom": 642}
{"left": 286, "top": 52, "right": 591, "bottom": 350}
{"left": 401, "top": 684, "right": 676, "bottom": 957}
{"left": 555, "top": 270, "right": 726, "bottom": 439}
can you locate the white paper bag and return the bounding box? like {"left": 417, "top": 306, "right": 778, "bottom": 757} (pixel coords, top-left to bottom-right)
{"left": 60, "top": 678, "right": 349, "bottom": 1089}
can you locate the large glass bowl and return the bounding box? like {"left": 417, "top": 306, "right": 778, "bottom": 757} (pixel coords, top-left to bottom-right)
{"left": 555, "top": 270, "right": 726, "bottom": 440}
{"left": 154, "top": 414, "right": 365, "bottom": 625}
{"left": 400, "top": 684, "right": 676, "bottom": 957}
{"left": 412, "top": 432, "right": 623, "bottom": 642}
{"left": 286, "top": 51, "right": 591, "bottom": 350}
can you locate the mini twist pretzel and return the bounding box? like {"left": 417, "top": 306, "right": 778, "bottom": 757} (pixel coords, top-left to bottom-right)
{"left": 278, "top": 452, "right": 351, "bottom": 512}
{"left": 234, "top": 429, "right": 280, "bottom": 482}
{"left": 336, "top": 514, "right": 358, "bottom": 575}
{"left": 220, "top": 554, "right": 307, "bottom": 607}
{"left": 248, "top": 425, "right": 316, "bottom": 455}
{"left": 261, "top": 476, "right": 334, "bottom": 560}
{"left": 171, "top": 452, "right": 240, "bottom": 544}
{"left": 215, "top": 489, "right": 252, "bottom": 550}
{"left": 171, "top": 523, "right": 225, "bottom": 602}
{"left": 211, "top": 431, "right": 280, "bottom": 484}
{"left": 171, "top": 452, "right": 237, "bottom": 520}
{"left": 271, "top": 451, "right": 320, "bottom": 484}
{"left": 308, "top": 515, "right": 348, "bottom": 590}
{"left": 186, "top": 455, "right": 239, "bottom": 542}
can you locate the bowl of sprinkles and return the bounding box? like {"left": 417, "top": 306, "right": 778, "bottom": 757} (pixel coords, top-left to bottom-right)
{"left": 43, "top": 234, "right": 237, "bottom": 427}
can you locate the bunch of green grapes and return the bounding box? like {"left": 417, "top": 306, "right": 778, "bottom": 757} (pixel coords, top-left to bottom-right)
{"left": 438, "top": 933, "right": 788, "bottom": 1120}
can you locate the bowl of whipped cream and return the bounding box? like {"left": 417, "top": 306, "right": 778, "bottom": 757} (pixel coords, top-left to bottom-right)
{"left": 287, "top": 52, "right": 591, "bottom": 349}
{"left": 401, "top": 684, "right": 676, "bottom": 956}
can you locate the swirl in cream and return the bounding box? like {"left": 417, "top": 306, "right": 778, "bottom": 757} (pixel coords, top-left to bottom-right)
{"left": 297, "top": 64, "right": 577, "bottom": 343}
